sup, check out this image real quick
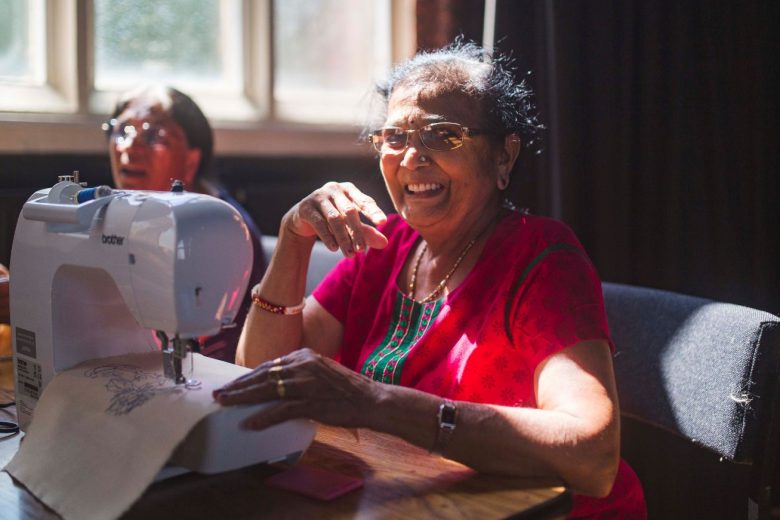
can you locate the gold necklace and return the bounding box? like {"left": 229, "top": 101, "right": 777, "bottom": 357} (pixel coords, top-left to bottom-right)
{"left": 408, "top": 237, "right": 477, "bottom": 303}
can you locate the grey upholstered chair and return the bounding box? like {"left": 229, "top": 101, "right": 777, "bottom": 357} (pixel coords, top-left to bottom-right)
{"left": 260, "top": 235, "right": 341, "bottom": 296}
{"left": 603, "top": 282, "right": 780, "bottom": 519}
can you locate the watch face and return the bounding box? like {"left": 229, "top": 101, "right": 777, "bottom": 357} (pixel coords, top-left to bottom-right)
{"left": 440, "top": 403, "right": 457, "bottom": 426}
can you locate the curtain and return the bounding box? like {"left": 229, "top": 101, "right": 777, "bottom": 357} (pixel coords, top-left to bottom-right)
{"left": 419, "top": 0, "right": 779, "bottom": 313}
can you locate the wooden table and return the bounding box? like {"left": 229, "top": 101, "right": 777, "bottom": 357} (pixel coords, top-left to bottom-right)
{"left": 0, "top": 386, "right": 570, "bottom": 519}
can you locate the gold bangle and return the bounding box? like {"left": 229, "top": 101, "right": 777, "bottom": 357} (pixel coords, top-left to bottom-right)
{"left": 251, "top": 293, "right": 305, "bottom": 315}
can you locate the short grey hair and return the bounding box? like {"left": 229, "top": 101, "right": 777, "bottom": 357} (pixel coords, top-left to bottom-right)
{"left": 371, "top": 40, "right": 544, "bottom": 152}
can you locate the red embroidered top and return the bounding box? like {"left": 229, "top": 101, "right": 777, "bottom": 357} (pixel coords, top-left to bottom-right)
{"left": 313, "top": 210, "right": 646, "bottom": 518}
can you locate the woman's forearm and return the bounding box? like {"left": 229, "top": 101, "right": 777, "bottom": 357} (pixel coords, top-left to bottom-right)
{"left": 227, "top": 340, "right": 619, "bottom": 496}
{"left": 235, "top": 226, "right": 315, "bottom": 367}
{"left": 366, "top": 383, "right": 620, "bottom": 497}
{"left": 236, "top": 182, "right": 386, "bottom": 368}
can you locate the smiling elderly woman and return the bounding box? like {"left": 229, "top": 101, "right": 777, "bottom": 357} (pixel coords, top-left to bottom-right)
{"left": 215, "top": 43, "right": 646, "bottom": 517}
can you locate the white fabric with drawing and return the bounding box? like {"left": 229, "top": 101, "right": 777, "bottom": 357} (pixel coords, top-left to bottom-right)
{"left": 3, "top": 352, "right": 310, "bottom": 520}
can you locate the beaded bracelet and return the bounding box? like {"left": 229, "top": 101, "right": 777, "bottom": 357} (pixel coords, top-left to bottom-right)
{"left": 251, "top": 293, "right": 306, "bottom": 315}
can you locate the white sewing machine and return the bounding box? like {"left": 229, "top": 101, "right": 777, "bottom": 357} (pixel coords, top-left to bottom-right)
{"left": 9, "top": 175, "right": 316, "bottom": 474}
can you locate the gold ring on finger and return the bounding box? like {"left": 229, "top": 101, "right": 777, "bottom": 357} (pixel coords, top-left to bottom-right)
{"left": 268, "top": 365, "right": 283, "bottom": 383}
{"left": 276, "top": 379, "right": 286, "bottom": 399}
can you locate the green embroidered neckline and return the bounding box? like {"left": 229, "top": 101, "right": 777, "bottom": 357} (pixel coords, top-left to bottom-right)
{"left": 361, "top": 291, "right": 443, "bottom": 385}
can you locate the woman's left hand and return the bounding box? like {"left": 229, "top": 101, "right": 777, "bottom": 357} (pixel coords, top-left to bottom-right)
{"left": 213, "top": 348, "right": 377, "bottom": 430}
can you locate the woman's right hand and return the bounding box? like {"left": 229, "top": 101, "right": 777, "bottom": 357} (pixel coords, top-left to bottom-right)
{"left": 282, "top": 182, "right": 389, "bottom": 257}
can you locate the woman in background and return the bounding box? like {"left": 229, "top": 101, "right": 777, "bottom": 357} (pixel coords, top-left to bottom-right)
{"left": 104, "top": 85, "right": 266, "bottom": 362}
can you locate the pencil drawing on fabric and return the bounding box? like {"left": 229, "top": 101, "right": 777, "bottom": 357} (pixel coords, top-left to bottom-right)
{"left": 84, "top": 364, "right": 183, "bottom": 416}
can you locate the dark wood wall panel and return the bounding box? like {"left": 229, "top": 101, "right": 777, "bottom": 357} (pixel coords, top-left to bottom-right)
{"left": 0, "top": 154, "right": 114, "bottom": 266}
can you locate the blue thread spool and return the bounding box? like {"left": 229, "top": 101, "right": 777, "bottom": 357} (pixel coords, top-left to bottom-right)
{"left": 76, "top": 185, "right": 113, "bottom": 204}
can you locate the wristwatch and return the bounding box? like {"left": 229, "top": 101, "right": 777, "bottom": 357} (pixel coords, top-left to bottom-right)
{"left": 431, "top": 400, "right": 457, "bottom": 455}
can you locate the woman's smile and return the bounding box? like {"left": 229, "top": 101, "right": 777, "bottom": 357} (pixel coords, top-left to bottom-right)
{"left": 405, "top": 182, "right": 444, "bottom": 195}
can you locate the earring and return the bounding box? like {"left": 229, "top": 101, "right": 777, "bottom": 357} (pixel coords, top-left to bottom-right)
{"left": 419, "top": 155, "right": 429, "bottom": 163}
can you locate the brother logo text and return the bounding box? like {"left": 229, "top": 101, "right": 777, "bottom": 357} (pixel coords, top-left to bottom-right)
{"left": 101, "top": 234, "right": 125, "bottom": 246}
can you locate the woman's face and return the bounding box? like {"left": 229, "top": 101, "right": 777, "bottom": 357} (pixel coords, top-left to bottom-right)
{"left": 108, "top": 94, "right": 201, "bottom": 192}
{"left": 379, "top": 86, "right": 516, "bottom": 236}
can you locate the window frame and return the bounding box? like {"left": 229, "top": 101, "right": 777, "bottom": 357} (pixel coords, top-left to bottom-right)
{"left": 0, "top": 0, "right": 416, "bottom": 156}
